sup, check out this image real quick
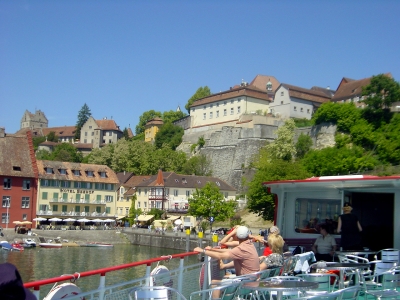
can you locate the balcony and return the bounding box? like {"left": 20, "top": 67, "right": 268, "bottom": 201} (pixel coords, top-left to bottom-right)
{"left": 48, "top": 198, "right": 106, "bottom": 205}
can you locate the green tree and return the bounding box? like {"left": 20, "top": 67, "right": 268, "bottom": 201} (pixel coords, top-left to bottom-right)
{"left": 122, "top": 128, "right": 131, "bottom": 140}
{"left": 75, "top": 103, "right": 91, "bottom": 140}
{"left": 148, "top": 208, "right": 164, "bottom": 219}
{"left": 162, "top": 110, "right": 187, "bottom": 124}
{"left": 47, "top": 131, "right": 58, "bottom": 142}
{"left": 154, "top": 122, "right": 184, "bottom": 150}
{"left": 362, "top": 74, "right": 400, "bottom": 110}
{"left": 295, "top": 133, "right": 313, "bottom": 159}
{"left": 246, "top": 155, "right": 310, "bottom": 221}
{"left": 135, "top": 110, "right": 162, "bottom": 135}
{"left": 185, "top": 86, "right": 211, "bottom": 113}
{"left": 374, "top": 113, "right": 400, "bottom": 164}
{"left": 182, "top": 154, "right": 212, "bottom": 176}
{"left": 35, "top": 149, "right": 51, "bottom": 160}
{"left": 188, "top": 182, "right": 236, "bottom": 233}
{"left": 265, "top": 119, "right": 297, "bottom": 161}
{"left": 50, "top": 143, "right": 83, "bottom": 162}
{"left": 128, "top": 194, "right": 142, "bottom": 225}
{"left": 32, "top": 136, "right": 46, "bottom": 151}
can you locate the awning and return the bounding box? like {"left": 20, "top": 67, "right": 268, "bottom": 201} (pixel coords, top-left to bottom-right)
{"left": 137, "top": 215, "right": 155, "bottom": 222}
{"left": 117, "top": 216, "right": 127, "bottom": 220}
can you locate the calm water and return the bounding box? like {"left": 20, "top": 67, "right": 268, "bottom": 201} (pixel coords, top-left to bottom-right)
{"left": 0, "top": 245, "right": 195, "bottom": 296}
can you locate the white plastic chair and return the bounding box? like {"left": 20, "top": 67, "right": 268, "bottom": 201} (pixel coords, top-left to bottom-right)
{"left": 129, "top": 286, "right": 187, "bottom": 300}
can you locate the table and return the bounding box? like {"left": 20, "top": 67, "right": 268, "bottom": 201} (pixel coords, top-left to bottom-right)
{"left": 310, "top": 262, "right": 370, "bottom": 289}
{"left": 242, "top": 280, "right": 319, "bottom": 300}
{"left": 335, "top": 251, "right": 377, "bottom": 257}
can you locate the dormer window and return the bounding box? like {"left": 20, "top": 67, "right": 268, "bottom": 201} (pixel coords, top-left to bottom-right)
{"left": 175, "top": 179, "right": 179, "bottom": 182}
{"left": 182, "top": 178, "right": 187, "bottom": 184}
{"left": 197, "top": 180, "right": 201, "bottom": 184}
{"left": 100, "top": 172, "right": 106, "bottom": 178}
{"left": 216, "top": 181, "right": 221, "bottom": 186}
{"left": 13, "top": 166, "right": 21, "bottom": 171}
{"left": 59, "top": 169, "right": 67, "bottom": 175}
{"left": 73, "top": 170, "right": 80, "bottom": 176}
{"left": 46, "top": 167, "right": 53, "bottom": 174}
{"left": 87, "top": 171, "right": 94, "bottom": 177}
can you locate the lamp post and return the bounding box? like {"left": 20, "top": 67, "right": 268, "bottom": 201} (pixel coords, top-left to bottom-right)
{"left": 5, "top": 197, "right": 10, "bottom": 230}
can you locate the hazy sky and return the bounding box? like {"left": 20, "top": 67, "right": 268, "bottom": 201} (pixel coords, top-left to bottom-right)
{"left": 1, "top": 0, "right": 399, "bottom": 133}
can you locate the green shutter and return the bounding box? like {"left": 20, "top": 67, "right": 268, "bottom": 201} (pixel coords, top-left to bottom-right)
{"left": 62, "top": 205, "right": 68, "bottom": 212}
{"left": 63, "top": 193, "right": 68, "bottom": 200}
{"left": 106, "top": 207, "right": 111, "bottom": 213}
{"left": 74, "top": 182, "right": 78, "bottom": 188}
{"left": 84, "top": 206, "right": 90, "bottom": 213}
{"left": 96, "top": 195, "right": 101, "bottom": 201}
{"left": 95, "top": 183, "right": 99, "bottom": 189}
{"left": 76, "top": 194, "right": 80, "bottom": 201}
{"left": 75, "top": 206, "right": 80, "bottom": 212}
{"left": 53, "top": 192, "right": 59, "bottom": 200}
{"left": 85, "top": 194, "right": 90, "bottom": 201}
{"left": 96, "top": 206, "right": 101, "bottom": 213}
{"left": 42, "top": 192, "right": 48, "bottom": 200}
{"left": 52, "top": 205, "right": 58, "bottom": 212}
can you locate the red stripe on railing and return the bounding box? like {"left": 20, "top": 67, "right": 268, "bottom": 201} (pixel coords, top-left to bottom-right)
{"left": 24, "top": 251, "right": 198, "bottom": 289}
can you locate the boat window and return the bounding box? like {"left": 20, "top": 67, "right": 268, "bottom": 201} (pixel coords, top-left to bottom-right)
{"left": 294, "top": 198, "right": 341, "bottom": 235}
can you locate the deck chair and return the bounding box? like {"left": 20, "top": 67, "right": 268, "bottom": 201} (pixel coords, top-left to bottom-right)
{"left": 129, "top": 286, "right": 188, "bottom": 300}
{"left": 296, "top": 273, "right": 338, "bottom": 296}
{"left": 190, "top": 281, "right": 242, "bottom": 300}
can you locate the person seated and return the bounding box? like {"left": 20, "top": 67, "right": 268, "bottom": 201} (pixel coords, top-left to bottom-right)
{"left": 259, "top": 233, "right": 285, "bottom": 270}
{"left": 312, "top": 223, "right": 337, "bottom": 261}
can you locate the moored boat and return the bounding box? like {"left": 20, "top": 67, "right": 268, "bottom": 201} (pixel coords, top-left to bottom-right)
{"left": 23, "top": 238, "right": 37, "bottom": 247}
{"left": 80, "top": 242, "right": 113, "bottom": 247}
{"left": 38, "top": 237, "right": 62, "bottom": 248}
{"left": 11, "top": 243, "right": 24, "bottom": 251}
{"left": 0, "top": 241, "right": 13, "bottom": 251}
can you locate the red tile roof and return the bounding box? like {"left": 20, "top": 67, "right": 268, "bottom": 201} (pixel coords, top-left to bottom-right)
{"left": 281, "top": 83, "right": 332, "bottom": 103}
{"left": 95, "top": 119, "right": 121, "bottom": 131}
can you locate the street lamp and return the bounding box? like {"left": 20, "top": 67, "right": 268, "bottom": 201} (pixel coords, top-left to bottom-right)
{"left": 5, "top": 197, "right": 10, "bottom": 230}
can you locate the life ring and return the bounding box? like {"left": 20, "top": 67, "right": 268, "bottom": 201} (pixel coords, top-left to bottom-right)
{"left": 150, "top": 265, "right": 172, "bottom": 287}
{"left": 43, "top": 283, "right": 84, "bottom": 300}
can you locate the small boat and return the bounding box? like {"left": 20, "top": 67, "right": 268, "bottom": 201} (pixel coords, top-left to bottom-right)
{"left": 0, "top": 241, "right": 13, "bottom": 251}
{"left": 22, "top": 238, "right": 37, "bottom": 248}
{"left": 11, "top": 243, "right": 24, "bottom": 251}
{"left": 38, "top": 237, "right": 62, "bottom": 248}
{"left": 80, "top": 242, "right": 114, "bottom": 247}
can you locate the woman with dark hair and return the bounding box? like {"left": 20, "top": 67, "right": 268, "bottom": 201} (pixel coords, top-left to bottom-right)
{"left": 337, "top": 202, "right": 363, "bottom": 250}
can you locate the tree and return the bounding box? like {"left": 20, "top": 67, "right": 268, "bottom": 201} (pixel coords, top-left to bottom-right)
{"left": 185, "top": 86, "right": 211, "bottom": 113}
{"left": 122, "top": 128, "right": 131, "bottom": 140}
{"left": 135, "top": 110, "right": 162, "bottom": 135}
{"left": 188, "top": 182, "right": 236, "bottom": 233}
{"left": 295, "top": 133, "right": 313, "bottom": 159}
{"left": 32, "top": 136, "right": 46, "bottom": 150}
{"left": 47, "top": 131, "right": 58, "bottom": 142}
{"left": 35, "top": 149, "right": 51, "bottom": 160}
{"left": 154, "top": 122, "right": 184, "bottom": 150}
{"left": 75, "top": 103, "right": 91, "bottom": 140}
{"left": 162, "top": 110, "right": 187, "bottom": 124}
{"left": 50, "top": 143, "right": 83, "bottom": 162}
{"left": 362, "top": 74, "right": 400, "bottom": 110}
{"left": 265, "top": 119, "right": 297, "bottom": 161}
{"left": 128, "top": 194, "right": 142, "bottom": 225}
{"left": 148, "top": 208, "right": 164, "bottom": 219}
{"left": 182, "top": 154, "right": 212, "bottom": 176}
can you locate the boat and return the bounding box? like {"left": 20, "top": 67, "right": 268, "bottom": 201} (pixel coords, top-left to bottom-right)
{"left": 11, "top": 243, "right": 24, "bottom": 251}
{"left": 80, "top": 242, "right": 113, "bottom": 247}
{"left": 38, "top": 237, "right": 62, "bottom": 248}
{"left": 23, "top": 238, "right": 37, "bottom": 247}
{"left": 0, "top": 241, "right": 13, "bottom": 251}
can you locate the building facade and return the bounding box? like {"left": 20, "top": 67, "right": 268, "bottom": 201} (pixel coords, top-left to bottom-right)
{"left": 133, "top": 170, "right": 236, "bottom": 213}
{"left": 20, "top": 110, "right": 48, "bottom": 130}
{"left": 144, "top": 118, "right": 163, "bottom": 143}
{"left": 36, "top": 160, "right": 119, "bottom": 220}
{"left": 0, "top": 130, "right": 38, "bottom": 227}
{"left": 80, "top": 117, "right": 124, "bottom": 148}
{"left": 269, "top": 84, "right": 332, "bottom": 119}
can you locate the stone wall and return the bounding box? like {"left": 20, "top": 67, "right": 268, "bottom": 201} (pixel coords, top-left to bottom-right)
{"left": 177, "top": 117, "right": 336, "bottom": 191}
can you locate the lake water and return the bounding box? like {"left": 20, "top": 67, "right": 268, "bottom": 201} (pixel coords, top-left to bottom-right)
{"left": 0, "top": 244, "right": 195, "bottom": 297}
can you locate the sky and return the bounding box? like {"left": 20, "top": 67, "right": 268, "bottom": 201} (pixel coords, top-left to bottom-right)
{"left": 1, "top": 0, "right": 400, "bottom": 134}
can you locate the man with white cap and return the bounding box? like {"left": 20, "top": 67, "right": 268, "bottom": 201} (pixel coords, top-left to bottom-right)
{"left": 194, "top": 225, "right": 259, "bottom": 276}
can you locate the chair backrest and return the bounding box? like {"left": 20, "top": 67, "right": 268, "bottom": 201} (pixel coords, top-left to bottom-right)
{"left": 375, "top": 248, "right": 400, "bottom": 263}
{"left": 381, "top": 268, "right": 400, "bottom": 290}
{"left": 259, "top": 267, "right": 281, "bottom": 280}
{"left": 340, "top": 285, "right": 362, "bottom": 300}
{"left": 296, "top": 273, "right": 338, "bottom": 292}
{"left": 281, "top": 255, "right": 300, "bottom": 275}
{"left": 374, "top": 261, "right": 397, "bottom": 275}
{"left": 130, "top": 286, "right": 187, "bottom": 300}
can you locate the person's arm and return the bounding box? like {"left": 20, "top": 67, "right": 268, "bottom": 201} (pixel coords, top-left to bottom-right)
{"left": 221, "top": 241, "right": 239, "bottom": 247}
{"left": 194, "top": 247, "right": 231, "bottom": 260}
{"left": 219, "top": 227, "right": 238, "bottom": 245}
{"left": 331, "top": 238, "right": 337, "bottom": 256}
{"left": 337, "top": 216, "right": 342, "bottom": 233}
{"left": 220, "top": 260, "right": 234, "bottom": 270}
{"left": 357, "top": 221, "right": 362, "bottom": 232}
{"left": 312, "top": 241, "right": 318, "bottom": 254}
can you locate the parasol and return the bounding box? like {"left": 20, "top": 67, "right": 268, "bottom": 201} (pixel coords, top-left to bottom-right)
{"left": 174, "top": 219, "right": 182, "bottom": 225}
{"left": 48, "top": 217, "right": 62, "bottom": 222}
{"left": 63, "top": 218, "right": 76, "bottom": 222}
{"left": 77, "top": 218, "right": 90, "bottom": 223}
{"left": 33, "top": 217, "right": 47, "bottom": 221}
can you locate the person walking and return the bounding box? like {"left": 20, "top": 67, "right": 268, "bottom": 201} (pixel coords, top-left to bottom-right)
{"left": 337, "top": 202, "right": 363, "bottom": 250}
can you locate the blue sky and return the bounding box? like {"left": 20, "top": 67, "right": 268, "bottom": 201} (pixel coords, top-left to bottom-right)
{"left": 1, "top": 0, "right": 399, "bottom": 134}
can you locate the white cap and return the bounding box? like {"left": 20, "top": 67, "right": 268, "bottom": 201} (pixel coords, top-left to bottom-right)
{"left": 236, "top": 226, "right": 250, "bottom": 239}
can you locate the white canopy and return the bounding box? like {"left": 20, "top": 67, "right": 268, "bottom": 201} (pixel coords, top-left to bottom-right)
{"left": 48, "top": 217, "right": 62, "bottom": 222}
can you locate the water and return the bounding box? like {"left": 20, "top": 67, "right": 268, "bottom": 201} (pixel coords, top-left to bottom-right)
{"left": 0, "top": 245, "right": 192, "bottom": 297}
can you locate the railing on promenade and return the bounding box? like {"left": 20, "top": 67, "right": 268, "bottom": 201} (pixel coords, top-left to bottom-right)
{"left": 24, "top": 251, "right": 203, "bottom": 300}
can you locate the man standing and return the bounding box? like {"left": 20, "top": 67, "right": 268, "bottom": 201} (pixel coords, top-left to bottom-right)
{"left": 312, "top": 224, "right": 337, "bottom": 261}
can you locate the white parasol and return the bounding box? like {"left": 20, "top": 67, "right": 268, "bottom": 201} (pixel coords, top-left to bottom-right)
{"left": 91, "top": 219, "right": 104, "bottom": 222}
{"left": 103, "top": 219, "right": 115, "bottom": 222}
{"left": 174, "top": 219, "right": 182, "bottom": 225}
{"left": 49, "top": 217, "right": 63, "bottom": 222}
{"left": 33, "top": 217, "right": 47, "bottom": 221}
{"left": 77, "top": 218, "right": 90, "bottom": 223}
{"left": 63, "top": 218, "right": 76, "bottom": 222}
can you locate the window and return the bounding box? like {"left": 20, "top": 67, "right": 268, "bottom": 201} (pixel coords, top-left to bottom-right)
{"left": 46, "top": 167, "right": 53, "bottom": 174}
{"left": 237, "top": 106, "right": 241, "bottom": 114}
{"left": 106, "top": 183, "right": 114, "bottom": 190}
{"left": 186, "top": 190, "right": 190, "bottom": 197}
{"left": 230, "top": 99, "right": 234, "bottom": 104}
{"left": 281, "top": 101, "right": 284, "bottom": 104}
{"left": 22, "top": 214, "right": 27, "bottom": 220}
{"left": 52, "top": 204, "right": 58, "bottom": 212}
{"left": 144, "top": 202, "right": 147, "bottom": 208}
{"left": 125, "top": 207, "right": 129, "bottom": 215}
{"left": 61, "top": 181, "right": 69, "bottom": 188}
{"left": 307, "top": 109, "right": 310, "bottom": 114}
{"left": 224, "top": 101, "right": 227, "bottom": 105}
{"left": 89, "top": 126, "right": 92, "bottom": 129}
{"left": 216, "top": 111, "right": 219, "bottom": 117}
{"left": 281, "top": 91, "right": 284, "bottom": 96}
{"left": 217, "top": 103, "right": 219, "bottom": 107}
{"left": 137, "top": 201, "right": 140, "bottom": 208}
{"left": 225, "top": 192, "right": 228, "bottom": 198}
{"left": 294, "top": 198, "right": 341, "bottom": 235}
{"left": 224, "top": 109, "right": 227, "bottom": 116}
{"left": 59, "top": 169, "right": 67, "bottom": 175}
{"left": 105, "top": 195, "right": 113, "bottom": 202}
{"left": 74, "top": 170, "right": 80, "bottom": 176}
{"left": 74, "top": 181, "right": 82, "bottom": 188}
{"left": 203, "top": 113, "right": 206, "bottom": 120}
{"left": 210, "top": 104, "right": 213, "bottom": 108}
{"left": 216, "top": 181, "right": 220, "bottom": 186}
{"left": 2, "top": 196, "right": 10, "bottom": 207}
{"left": 138, "top": 189, "right": 141, "bottom": 195}
{"left": 230, "top": 108, "right": 234, "bottom": 115}
{"left": 100, "top": 172, "right": 106, "bottom": 178}
{"left": 23, "top": 180, "right": 31, "bottom": 190}
{"left": 21, "top": 197, "right": 30, "bottom": 208}
{"left": 3, "top": 178, "right": 11, "bottom": 189}
{"left": 84, "top": 139, "right": 87, "bottom": 143}
{"left": 145, "top": 189, "right": 147, "bottom": 195}
{"left": 294, "top": 106, "right": 297, "bottom": 111}
{"left": 42, "top": 192, "right": 48, "bottom": 200}
{"left": 53, "top": 192, "right": 59, "bottom": 200}
{"left": 203, "top": 106, "right": 206, "bottom": 110}
{"left": 87, "top": 171, "right": 93, "bottom": 177}
{"left": 2, "top": 213, "right": 9, "bottom": 224}
{"left": 209, "top": 112, "right": 213, "bottom": 119}
{"left": 91, "top": 132, "right": 94, "bottom": 136}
